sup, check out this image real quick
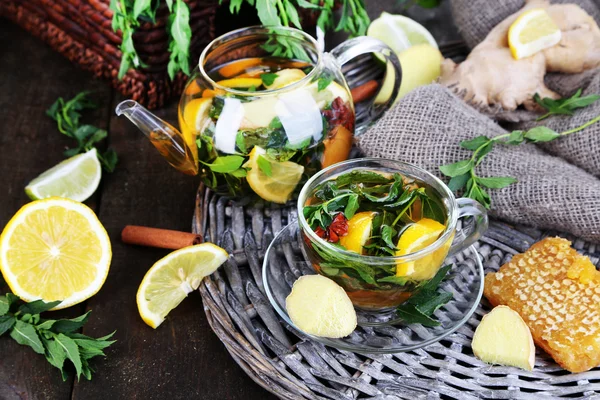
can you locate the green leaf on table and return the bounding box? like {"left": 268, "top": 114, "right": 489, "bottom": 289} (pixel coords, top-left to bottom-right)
{"left": 0, "top": 315, "right": 15, "bottom": 336}
{"left": 439, "top": 159, "right": 473, "bottom": 177}
{"left": 476, "top": 176, "right": 517, "bottom": 189}
{"left": 257, "top": 155, "right": 273, "bottom": 177}
{"left": 98, "top": 148, "right": 119, "bottom": 173}
{"left": 19, "top": 299, "right": 62, "bottom": 315}
{"left": 203, "top": 155, "right": 245, "bottom": 173}
{"left": 447, "top": 173, "right": 469, "bottom": 192}
{"left": 54, "top": 333, "right": 83, "bottom": 379}
{"left": 534, "top": 89, "right": 600, "bottom": 121}
{"left": 411, "top": 291, "right": 453, "bottom": 315}
{"left": 260, "top": 72, "right": 279, "bottom": 87}
{"left": 41, "top": 335, "right": 66, "bottom": 371}
{"left": 524, "top": 126, "right": 560, "bottom": 143}
{"left": 10, "top": 320, "right": 45, "bottom": 354}
{"left": 51, "top": 311, "right": 91, "bottom": 334}
{"left": 0, "top": 296, "right": 9, "bottom": 316}
{"left": 460, "top": 136, "right": 490, "bottom": 151}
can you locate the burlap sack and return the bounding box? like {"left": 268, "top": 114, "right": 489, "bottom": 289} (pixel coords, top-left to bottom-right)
{"left": 358, "top": 84, "right": 600, "bottom": 242}
{"left": 450, "top": 0, "right": 600, "bottom": 177}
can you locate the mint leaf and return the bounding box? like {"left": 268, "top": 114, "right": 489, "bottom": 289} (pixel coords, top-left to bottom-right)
{"left": 257, "top": 155, "right": 273, "bottom": 177}
{"left": 19, "top": 299, "right": 61, "bottom": 315}
{"left": 203, "top": 155, "right": 245, "bottom": 173}
{"left": 439, "top": 159, "right": 474, "bottom": 177}
{"left": 476, "top": 176, "right": 517, "bottom": 189}
{"left": 524, "top": 126, "right": 560, "bottom": 143}
{"left": 344, "top": 194, "right": 359, "bottom": 220}
{"left": 0, "top": 315, "right": 15, "bottom": 336}
{"left": 256, "top": 0, "right": 280, "bottom": 26}
{"left": 10, "top": 320, "right": 45, "bottom": 354}
{"left": 41, "top": 335, "right": 66, "bottom": 372}
{"left": 396, "top": 304, "right": 440, "bottom": 326}
{"left": 460, "top": 136, "right": 489, "bottom": 151}
{"left": 260, "top": 72, "right": 278, "bottom": 87}
{"left": 377, "top": 276, "right": 408, "bottom": 285}
{"left": 0, "top": 296, "right": 9, "bottom": 316}
{"left": 503, "top": 130, "right": 524, "bottom": 145}
{"left": 318, "top": 76, "right": 333, "bottom": 92}
{"left": 413, "top": 291, "right": 453, "bottom": 315}
{"left": 52, "top": 311, "right": 91, "bottom": 333}
{"left": 534, "top": 89, "right": 600, "bottom": 121}
{"left": 447, "top": 173, "right": 469, "bottom": 191}
{"left": 55, "top": 333, "right": 83, "bottom": 379}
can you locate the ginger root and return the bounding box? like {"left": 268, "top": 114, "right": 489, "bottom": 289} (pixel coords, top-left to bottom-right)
{"left": 440, "top": 0, "right": 600, "bottom": 114}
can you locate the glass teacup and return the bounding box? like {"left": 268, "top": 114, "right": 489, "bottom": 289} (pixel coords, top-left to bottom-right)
{"left": 297, "top": 158, "right": 488, "bottom": 310}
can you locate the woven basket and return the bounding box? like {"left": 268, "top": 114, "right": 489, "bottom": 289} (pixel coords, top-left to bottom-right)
{"left": 1, "top": 0, "right": 218, "bottom": 109}
{"left": 192, "top": 186, "right": 600, "bottom": 399}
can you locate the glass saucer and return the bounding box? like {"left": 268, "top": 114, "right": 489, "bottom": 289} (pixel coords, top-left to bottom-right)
{"left": 262, "top": 222, "right": 484, "bottom": 354}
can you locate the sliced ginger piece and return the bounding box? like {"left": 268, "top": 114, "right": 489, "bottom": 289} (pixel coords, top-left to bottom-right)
{"left": 472, "top": 305, "right": 535, "bottom": 371}
{"left": 286, "top": 275, "right": 357, "bottom": 338}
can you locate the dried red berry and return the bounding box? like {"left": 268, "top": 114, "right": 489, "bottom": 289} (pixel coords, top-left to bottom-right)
{"left": 314, "top": 226, "right": 327, "bottom": 238}
{"left": 323, "top": 97, "right": 355, "bottom": 132}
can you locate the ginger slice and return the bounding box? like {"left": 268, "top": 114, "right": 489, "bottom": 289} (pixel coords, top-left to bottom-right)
{"left": 286, "top": 275, "right": 357, "bottom": 338}
{"left": 472, "top": 305, "right": 535, "bottom": 371}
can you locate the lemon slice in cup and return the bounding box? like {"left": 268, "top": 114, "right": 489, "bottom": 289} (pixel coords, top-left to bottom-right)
{"left": 395, "top": 218, "right": 446, "bottom": 280}
{"left": 244, "top": 146, "right": 304, "bottom": 204}
{"left": 0, "top": 197, "right": 111, "bottom": 309}
{"left": 25, "top": 148, "right": 101, "bottom": 202}
{"left": 137, "top": 243, "right": 228, "bottom": 328}
{"left": 508, "top": 9, "right": 561, "bottom": 60}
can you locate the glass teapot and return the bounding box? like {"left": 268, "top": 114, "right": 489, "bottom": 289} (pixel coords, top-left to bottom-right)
{"left": 116, "top": 26, "right": 401, "bottom": 203}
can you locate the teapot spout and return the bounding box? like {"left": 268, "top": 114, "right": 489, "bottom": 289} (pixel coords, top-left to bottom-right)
{"left": 115, "top": 100, "right": 198, "bottom": 176}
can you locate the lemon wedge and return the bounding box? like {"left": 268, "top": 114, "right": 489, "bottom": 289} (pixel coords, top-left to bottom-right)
{"left": 25, "top": 148, "right": 102, "bottom": 202}
{"left": 0, "top": 197, "right": 111, "bottom": 309}
{"left": 264, "top": 68, "right": 306, "bottom": 90}
{"left": 244, "top": 146, "right": 304, "bottom": 204}
{"left": 395, "top": 218, "right": 448, "bottom": 280}
{"left": 367, "top": 12, "right": 438, "bottom": 55}
{"left": 340, "top": 211, "right": 376, "bottom": 253}
{"left": 216, "top": 78, "right": 263, "bottom": 89}
{"left": 137, "top": 243, "right": 228, "bottom": 328}
{"left": 508, "top": 9, "right": 561, "bottom": 60}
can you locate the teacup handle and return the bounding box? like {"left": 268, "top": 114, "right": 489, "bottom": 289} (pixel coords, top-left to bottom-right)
{"left": 448, "top": 198, "right": 489, "bottom": 256}
{"left": 330, "top": 37, "right": 402, "bottom": 135}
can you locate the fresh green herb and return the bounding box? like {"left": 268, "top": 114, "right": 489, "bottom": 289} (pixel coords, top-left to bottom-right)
{"left": 257, "top": 155, "right": 273, "bottom": 176}
{"left": 534, "top": 89, "right": 600, "bottom": 121}
{"left": 440, "top": 113, "right": 600, "bottom": 209}
{"left": 260, "top": 72, "right": 279, "bottom": 87}
{"left": 201, "top": 155, "right": 245, "bottom": 173}
{"left": 47, "top": 92, "right": 118, "bottom": 172}
{"left": 318, "top": 76, "right": 333, "bottom": 92}
{"left": 0, "top": 294, "right": 115, "bottom": 381}
{"left": 396, "top": 265, "right": 453, "bottom": 326}
{"left": 110, "top": 0, "right": 191, "bottom": 80}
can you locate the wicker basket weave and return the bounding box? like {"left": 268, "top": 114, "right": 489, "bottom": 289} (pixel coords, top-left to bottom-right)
{"left": 1, "top": 0, "right": 218, "bottom": 109}
{"left": 192, "top": 186, "right": 600, "bottom": 399}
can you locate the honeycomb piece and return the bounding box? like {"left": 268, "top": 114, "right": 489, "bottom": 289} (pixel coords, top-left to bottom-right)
{"left": 484, "top": 237, "right": 600, "bottom": 373}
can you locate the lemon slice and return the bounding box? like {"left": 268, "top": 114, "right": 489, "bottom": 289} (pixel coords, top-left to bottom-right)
{"left": 367, "top": 12, "right": 438, "bottom": 55}
{"left": 25, "top": 148, "right": 101, "bottom": 202}
{"left": 395, "top": 218, "right": 447, "bottom": 280}
{"left": 0, "top": 197, "right": 111, "bottom": 309}
{"left": 340, "top": 211, "right": 376, "bottom": 253}
{"left": 264, "top": 69, "right": 306, "bottom": 90}
{"left": 244, "top": 147, "right": 304, "bottom": 204}
{"left": 216, "top": 78, "right": 263, "bottom": 89}
{"left": 179, "top": 97, "right": 211, "bottom": 163}
{"left": 508, "top": 9, "right": 561, "bottom": 60}
{"left": 137, "top": 243, "right": 228, "bottom": 328}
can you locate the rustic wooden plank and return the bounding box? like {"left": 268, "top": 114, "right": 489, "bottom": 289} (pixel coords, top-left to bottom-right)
{"left": 0, "top": 20, "right": 112, "bottom": 400}
{"left": 70, "top": 95, "right": 277, "bottom": 399}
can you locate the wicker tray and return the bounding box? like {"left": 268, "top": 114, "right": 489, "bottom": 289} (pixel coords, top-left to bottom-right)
{"left": 192, "top": 187, "right": 600, "bottom": 399}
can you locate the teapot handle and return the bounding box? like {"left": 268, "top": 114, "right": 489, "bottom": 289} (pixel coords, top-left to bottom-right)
{"left": 330, "top": 37, "right": 402, "bottom": 135}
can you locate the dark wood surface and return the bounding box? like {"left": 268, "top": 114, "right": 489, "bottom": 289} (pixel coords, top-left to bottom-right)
{"left": 0, "top": 2, "right": 459, "bottom": 399}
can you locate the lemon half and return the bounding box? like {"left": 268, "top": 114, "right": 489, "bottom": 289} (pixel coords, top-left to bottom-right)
{"left": 0, "top": 197, "right": 111, "bottom": 309}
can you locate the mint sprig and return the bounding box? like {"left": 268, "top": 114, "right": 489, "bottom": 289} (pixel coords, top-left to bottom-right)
{"left": 440, "top": 94, "right": 600, "bottom": 209}
{"left": 46, "top": 92, "right": 118, "bottom": 172}
{"left": 534, "top": 89, "right": 600, "bottom": 121}
{"left": 0, "top": 294, "right": 115, "bottom": 381}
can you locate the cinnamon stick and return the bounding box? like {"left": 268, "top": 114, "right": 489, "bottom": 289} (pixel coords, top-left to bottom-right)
{"left": 351, "top": 80, "right": 379, "bottom": 104}
{"left": 121, "top": 225, "right": 203, "bottom": 250}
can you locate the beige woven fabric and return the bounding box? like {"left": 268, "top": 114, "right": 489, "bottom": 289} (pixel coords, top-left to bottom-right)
{"left": 358, "top": 84, "right": 600, "bottom": 242}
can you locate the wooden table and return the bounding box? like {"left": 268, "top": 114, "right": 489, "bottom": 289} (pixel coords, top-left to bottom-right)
{"left": 0, "top": 3, "right": 459, "bottom": 399}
